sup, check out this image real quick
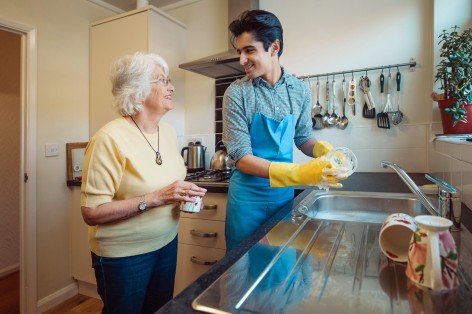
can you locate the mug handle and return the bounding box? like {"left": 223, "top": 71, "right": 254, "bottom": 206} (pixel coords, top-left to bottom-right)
{"left": 429, "top": 232, "right": 443, "bottom": 290}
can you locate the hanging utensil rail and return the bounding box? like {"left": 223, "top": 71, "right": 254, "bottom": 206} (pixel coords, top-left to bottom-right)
{"left": 298, "top": 58, "right": 416, "bottom": 80}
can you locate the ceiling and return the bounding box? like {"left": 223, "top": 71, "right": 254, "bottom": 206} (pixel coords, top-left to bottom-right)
{"left": 92, "top": 0, "right": 191, "bottom": 12}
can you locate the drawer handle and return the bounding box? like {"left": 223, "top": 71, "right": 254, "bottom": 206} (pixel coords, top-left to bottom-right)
{"left": 190, "top": 229, "right": 217, "bottom": 238}
{"left": 202, "top": 204, "right": 217, "bottom": 210}
{"left": 190, "top": 256, "right": 218, "bottom": 265}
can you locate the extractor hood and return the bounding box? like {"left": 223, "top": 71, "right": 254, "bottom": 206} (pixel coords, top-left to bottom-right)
{"left": 179, "top": 0, "right": 259, "bottom": 79}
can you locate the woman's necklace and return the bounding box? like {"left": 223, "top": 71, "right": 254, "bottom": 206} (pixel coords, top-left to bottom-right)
{"left": 130, "top": 116, "right": 162, "bottom": 165}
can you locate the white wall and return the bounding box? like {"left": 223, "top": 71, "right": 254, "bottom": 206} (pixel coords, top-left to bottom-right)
{"left": 166, "top": 0, "right": 228, "bottom": 164}
{"left": 0, "top": 0, "right": 115, "bottom": 304}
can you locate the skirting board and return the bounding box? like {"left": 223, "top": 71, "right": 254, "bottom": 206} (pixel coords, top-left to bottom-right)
{"left": 77, "top": 280, "right": 100, "bottom": 299}
{"left": 0, "top": 263, "right": 19, "bottom": 278}
{"left": 37, "top": 282, "right": 78, "bottom": 313}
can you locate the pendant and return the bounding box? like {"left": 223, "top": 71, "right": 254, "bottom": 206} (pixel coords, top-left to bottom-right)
{"left": 156, "top": 152, "right": 162, "bottom": 165}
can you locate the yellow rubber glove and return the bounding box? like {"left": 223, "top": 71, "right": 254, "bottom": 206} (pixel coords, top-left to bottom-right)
{"left": 313, "top": 140, "right": 333, "bottom": 158}
{"left": 269, "top": 159, "right": 342, "bottom": 188}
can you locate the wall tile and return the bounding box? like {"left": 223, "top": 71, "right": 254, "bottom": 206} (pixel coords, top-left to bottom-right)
{"left": 443, "top": 142, "right": 462, "bottom": 159}
{"left": 461, "top": 144, "right": 472, "bottom": 163}
{"left": 462, "top": 161, "right": 472, "bottom": 210}
{"left": 429, "top": 145, "right": 446, "bottom": 180}
{"left": 353, "top": 147, "right": 427, "bottom": 172}
{"left": 347, "top": 124, "right": 427, "bottom": 150}
{"left": 447, "top": 157, "right": 463, "bottom": 189}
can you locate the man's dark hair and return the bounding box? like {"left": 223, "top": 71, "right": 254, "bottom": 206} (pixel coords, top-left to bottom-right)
{"left": 228, "top": 10, "right": 284, "bottom": 57}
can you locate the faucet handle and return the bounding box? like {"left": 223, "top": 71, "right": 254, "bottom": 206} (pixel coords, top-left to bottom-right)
{"left": 425, "top": 173, "right": 459, "bottom": 195}
{"left": 425, "top": 173, "right": 462, "bottom": 231}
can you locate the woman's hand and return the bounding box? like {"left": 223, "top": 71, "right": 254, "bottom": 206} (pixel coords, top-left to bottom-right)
{"left": 147, "top": 180, "right": 207, "bottom": 207}
{"left": 81, "top": 181, "right": 207, "bottom": 226}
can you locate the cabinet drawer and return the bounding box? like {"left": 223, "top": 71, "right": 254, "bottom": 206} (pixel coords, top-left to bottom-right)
{"left": 180, "top": 193, "right": 227, "bottom": 221}
{"left": 178, "top": 218, "right": 225, "bottom": 249}
{"left": 174, "top": 243, "right": 225, "bottom": 295}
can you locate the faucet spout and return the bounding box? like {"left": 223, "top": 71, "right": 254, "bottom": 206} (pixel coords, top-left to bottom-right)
{"left": 380, "top": 160, "right": 438, "bottom": 216}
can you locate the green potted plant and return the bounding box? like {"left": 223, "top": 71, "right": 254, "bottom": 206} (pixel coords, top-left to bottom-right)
{"left": 432, "top": 25, "right": 472, "bottom": 134}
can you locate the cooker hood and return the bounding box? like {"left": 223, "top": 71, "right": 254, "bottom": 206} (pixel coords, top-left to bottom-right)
{"left": 178, "top": 49, "right": 243, "bottom": 79}
{"left": 179, "top": 0, "right": 259, "bottom": 79}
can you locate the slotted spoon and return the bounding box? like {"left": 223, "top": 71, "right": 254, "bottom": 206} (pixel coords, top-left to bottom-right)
{"left": 392, "top": 71, "right": 404, "bottom": 125}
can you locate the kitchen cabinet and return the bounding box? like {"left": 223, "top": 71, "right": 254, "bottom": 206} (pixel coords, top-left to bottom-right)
{"left": 174, "top": 192, "right": 227, "bottom": 295}
{"left": 71, "top": 6, "right": 186, "bottom": 297}
{"left": 89, "top": 6, "right": 186, "bottom": 135}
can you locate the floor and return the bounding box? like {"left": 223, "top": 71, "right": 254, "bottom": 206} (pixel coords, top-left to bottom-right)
{"left": 43, "top": 294, "right": 103, "bottom": 314}
{"left": 0, "top": 271, "right": 103, "bottom": 314}
{"left": 0, "top": 271, "right": 19, "bottom": 314}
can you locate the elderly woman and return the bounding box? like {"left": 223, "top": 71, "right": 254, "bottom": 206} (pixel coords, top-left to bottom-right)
{"left": 80, "top": 51, "right": 206, "bottom": 313}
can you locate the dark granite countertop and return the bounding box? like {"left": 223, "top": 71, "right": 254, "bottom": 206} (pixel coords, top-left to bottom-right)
{"left": 158, "top": 172, "right": 471, "bottom": 313}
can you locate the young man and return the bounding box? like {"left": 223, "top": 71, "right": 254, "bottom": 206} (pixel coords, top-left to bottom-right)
{"left": 222, "top": 10, "right": 347, "bottom": 250}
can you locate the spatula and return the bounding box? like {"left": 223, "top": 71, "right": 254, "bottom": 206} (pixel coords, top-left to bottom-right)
{"left": 377, "top": 72, "right": 390, "bottom": 128}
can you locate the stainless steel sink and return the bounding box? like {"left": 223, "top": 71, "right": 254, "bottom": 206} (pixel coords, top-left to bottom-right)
{"left": 192, "top": 191, "right": 472, "bottom": 314}
{"left": 294, "top": 191, "right": 431, "bottom": 223}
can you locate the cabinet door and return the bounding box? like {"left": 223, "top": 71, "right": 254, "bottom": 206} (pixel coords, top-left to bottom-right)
{"left": 174, "top": 243, "right": 226, "bottom": 295}
{"left": 178, "top": 218, "right": 225, "bottom": 249}
{"left": 89, "top": 11, "right": 149, "bottom": 135}
{"left": 180, "top": 192, "right": 227, "bottom": 221}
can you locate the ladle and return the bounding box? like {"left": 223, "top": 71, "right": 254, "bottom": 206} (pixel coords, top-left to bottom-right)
{"left": 338, "top": 78, "right": 349, "bottom": 129}
{"left": 328, "top": 79, "right": 340, "bottom": 125}
{"left": 322, "top": 79, "right": 331, "bottom": 127}
{"left": 391, "top": 70, "right": 404, "bottom": 125}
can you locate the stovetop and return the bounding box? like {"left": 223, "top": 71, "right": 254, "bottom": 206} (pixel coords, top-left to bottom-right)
{"left": 185, "top": 169, "right": 230, "bottom": 183}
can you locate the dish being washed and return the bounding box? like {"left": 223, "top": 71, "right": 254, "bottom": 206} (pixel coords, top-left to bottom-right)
{"left": 322, "top": 147, "right": 357, "bottom": 176}
{"left": 315, "top": 147, "right": 357, "bottom": 190}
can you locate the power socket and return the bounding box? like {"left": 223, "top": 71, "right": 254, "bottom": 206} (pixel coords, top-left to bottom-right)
{"left": 45, "top": 143, "right": 59, "bottom": 157}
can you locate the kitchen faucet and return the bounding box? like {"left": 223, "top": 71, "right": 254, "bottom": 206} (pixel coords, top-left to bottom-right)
{"left": 380, "top": 160, "right": 462, "bottom": 230}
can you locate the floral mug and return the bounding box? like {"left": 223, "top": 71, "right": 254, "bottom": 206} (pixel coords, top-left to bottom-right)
{"left": 406, "top": 215, "right": 459, "bottom": 291}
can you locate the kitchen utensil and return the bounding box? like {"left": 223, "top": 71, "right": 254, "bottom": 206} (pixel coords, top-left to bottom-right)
{"left": 379, "top": 72, "right": 385, "bottom": 107}
{"left": 347, "top": 78, "right": 356, "bottom": 115}
{"left": 328, "top": 79, "right": 339, "bottom": 125}
{"left": 377, "top": 109, "right": 390, "bottom": 128}
{"left": 210, "top": 141, "right": 233, "bottom": 172}
{"left": 377, "top": 73, "right": 390, "bottom": 129}
{"left": 392, "top": 71, "right": 404, "bottom": 125}
{"left": 181, "top": 141, "right": 206, "bottom": 172}
{"left": 312, "top": 79, "right": 324, "bottom": 129}
{"left": 338, "top": 78, "right": 348, "bottom": 129}
{"left": 322, "top": 80, "right": 331, "bottom": 127}
{"left": 406, "top": 215, "right": 459, "bottom": 291}
{"left": 312, "top": 79, "right": 323, "bottom": 115}
{"left": 363, "top": 76, "right": 375, "bottom": 110}
{"left": 360, "top": 77, "right": 376, "bottom": 118}
{"left": 383, "top": 72, "right": 395, "bottom": 113}
{"left": 309, "top": 78, "right": 317, "bottom": 128}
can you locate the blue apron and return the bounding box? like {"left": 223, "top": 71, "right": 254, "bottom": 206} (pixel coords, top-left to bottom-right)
{"left": 226, "top": 83, "right": 295, "bottom": 250}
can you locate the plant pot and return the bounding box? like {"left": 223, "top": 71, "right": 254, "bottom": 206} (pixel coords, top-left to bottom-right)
{"left": 437, "top": 98, "right": 472, "bottom": 134}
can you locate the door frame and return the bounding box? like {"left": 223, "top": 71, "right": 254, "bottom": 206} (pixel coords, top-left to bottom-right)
{"left": 0, "top": 18, "right": 37, "bottom": 314}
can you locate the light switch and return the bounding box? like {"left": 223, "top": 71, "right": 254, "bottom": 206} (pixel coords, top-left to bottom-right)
{"left": 45, "top": 143, "right": 59, "bottom": 157}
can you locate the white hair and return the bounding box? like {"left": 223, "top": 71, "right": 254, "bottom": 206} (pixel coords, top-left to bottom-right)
{"left": 110, "top": 51, "right": 169, "bottom": 116}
